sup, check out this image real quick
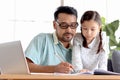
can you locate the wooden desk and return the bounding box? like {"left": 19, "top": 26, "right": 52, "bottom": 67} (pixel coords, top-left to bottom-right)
{"left": 0, "top": 73, "right": 120, "bottom": 80}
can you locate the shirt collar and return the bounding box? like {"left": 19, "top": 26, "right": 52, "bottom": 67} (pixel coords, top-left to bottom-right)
{"left": 53, "top": 32, "right": 72, "bottom": 49}
{"left": 53, "top": 32, "right": 58, "bottom": 45}
{"left": 88, "top": 34, "right": 99, "bottom": 48}
{"left": 88, "top": 38, "right": 96, "bottom": 48}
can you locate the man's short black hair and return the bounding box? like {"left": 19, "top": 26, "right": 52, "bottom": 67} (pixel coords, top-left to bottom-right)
{"left": 54, "top": 6, "right": 78, "bottom": 21}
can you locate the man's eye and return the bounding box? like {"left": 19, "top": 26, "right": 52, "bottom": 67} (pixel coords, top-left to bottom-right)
{"left": 60, "top": 24, "right": 68, "bottom": 27}
{"left": 71, "top": 24, "right": 76, "bottom": 27}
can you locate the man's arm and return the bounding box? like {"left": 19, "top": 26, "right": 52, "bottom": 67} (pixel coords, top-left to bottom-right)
{"left": 26, "top": 58, "right": 73, "bottom": 73}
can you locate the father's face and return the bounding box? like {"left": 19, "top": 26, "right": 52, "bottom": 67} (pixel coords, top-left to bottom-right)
{"left": 54, "top": 13, "right": 77, "bottom": 42}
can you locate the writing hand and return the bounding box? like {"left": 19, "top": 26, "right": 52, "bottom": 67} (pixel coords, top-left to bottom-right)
{"left": 54, "top": 62, "right": 74, "bottom": 73}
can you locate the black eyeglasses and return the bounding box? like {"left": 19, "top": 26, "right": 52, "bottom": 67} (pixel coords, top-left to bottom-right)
{"left": 56, "top": 21, "right": 78, "bottom": 29}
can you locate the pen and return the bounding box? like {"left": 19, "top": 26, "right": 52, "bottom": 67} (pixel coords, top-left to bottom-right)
{"left": 55, "top": 53, "right": 76, "bottom": 73}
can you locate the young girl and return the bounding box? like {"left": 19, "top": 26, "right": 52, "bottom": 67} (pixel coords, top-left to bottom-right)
{"left": 72, "top": 10, "right": 109, "bottom": 72}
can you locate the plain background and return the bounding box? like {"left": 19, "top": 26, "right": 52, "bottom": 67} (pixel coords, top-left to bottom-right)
{"left": 0, "top": 0, "right": 120, "bottom": 51}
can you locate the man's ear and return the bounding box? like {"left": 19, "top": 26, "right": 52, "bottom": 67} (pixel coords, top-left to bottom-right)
{"left": 53, "top": 21, "right": 57, "bottom": 29}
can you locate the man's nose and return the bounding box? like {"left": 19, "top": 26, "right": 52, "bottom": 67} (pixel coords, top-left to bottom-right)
{"left": 66, "top": 26, "right": 72, "bottom": 32}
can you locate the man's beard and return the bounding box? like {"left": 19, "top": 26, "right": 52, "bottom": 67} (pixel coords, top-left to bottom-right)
{"left": 62, "top": 32, "right": 73, "bottom": 42}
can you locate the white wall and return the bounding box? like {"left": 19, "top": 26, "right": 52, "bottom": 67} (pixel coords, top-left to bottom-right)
{"left": 0, "top": 0, "right": 120, "bottom": 51}
{"left": 0, "top": 0, "right": 15, "bottom": 43}
{"left": 0, "top": 0, "right": 60, "bottom": 51}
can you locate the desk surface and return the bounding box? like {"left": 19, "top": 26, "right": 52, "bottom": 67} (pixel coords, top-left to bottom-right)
{"left": 0, "top": 73, "right": 120, "bottom": 80}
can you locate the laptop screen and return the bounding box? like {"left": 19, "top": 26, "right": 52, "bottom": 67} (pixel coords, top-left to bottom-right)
{"left": 0, "top": 41, "right": 30, "bottom": 74}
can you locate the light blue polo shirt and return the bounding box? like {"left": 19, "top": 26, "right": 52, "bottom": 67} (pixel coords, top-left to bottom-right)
{"left": 25, "top": 33, "right": 72, "bottom": 66}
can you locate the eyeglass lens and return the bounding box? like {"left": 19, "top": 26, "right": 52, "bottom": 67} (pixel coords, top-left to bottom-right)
{"left": 56, "top": 21, "right": 78, "bottom": 29}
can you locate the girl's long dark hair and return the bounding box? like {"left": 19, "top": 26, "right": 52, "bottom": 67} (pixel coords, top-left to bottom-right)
{"left": 80, "top": 11, "right": 102, "bottom": 54}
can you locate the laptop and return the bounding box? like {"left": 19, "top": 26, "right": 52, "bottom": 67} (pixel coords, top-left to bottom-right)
{"left": 0, "top": 40, "right": 30, "bottom": 74}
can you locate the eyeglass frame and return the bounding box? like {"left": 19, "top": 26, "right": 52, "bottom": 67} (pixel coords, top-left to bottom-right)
{"left": 55, "top": 20, "right": 79, "bottom": 29}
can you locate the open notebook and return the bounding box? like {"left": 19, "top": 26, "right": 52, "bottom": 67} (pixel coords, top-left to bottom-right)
{"left": 54, "top": 69, "right": 120, "bottom": 75}
{"left": 0, "top": 41, "right": 30, "bottom": 74}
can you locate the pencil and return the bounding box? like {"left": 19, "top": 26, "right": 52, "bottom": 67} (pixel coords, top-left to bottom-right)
{"left": 55, "top": 53, "right": 76, "bottom": 73}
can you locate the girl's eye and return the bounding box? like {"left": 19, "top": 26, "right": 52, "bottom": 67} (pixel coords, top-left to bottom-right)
{"left": 91, "top": 29, "right": 96, "bottom": 31}
{"left": 91, "top": 29, "right": 94, "bottom": 31}
{"left": 83, "top": 28, "right": 87, "bottom": 30}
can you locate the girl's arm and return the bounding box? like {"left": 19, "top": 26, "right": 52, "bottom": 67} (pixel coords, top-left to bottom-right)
{"left": 72, "top": 34, "right": 83, "bottom": 71}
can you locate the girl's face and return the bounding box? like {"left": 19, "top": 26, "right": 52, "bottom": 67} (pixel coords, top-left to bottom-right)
{"left": 81, "top": 20, "right": 101, "bottom": 44}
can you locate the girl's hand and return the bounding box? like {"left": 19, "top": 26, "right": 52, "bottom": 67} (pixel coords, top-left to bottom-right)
{"left": 80, "top": 69, "right": 90, "bottom": 72}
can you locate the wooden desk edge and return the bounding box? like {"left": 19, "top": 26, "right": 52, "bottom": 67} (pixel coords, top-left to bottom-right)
{"left": 0, "top": 74, "right": 120, "bottom": 80}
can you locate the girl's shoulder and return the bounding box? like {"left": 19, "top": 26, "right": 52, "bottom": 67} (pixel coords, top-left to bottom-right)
{"left": 101, "top": 31, "right": 107, "bottom": 38}
{"left": 101, "top": 31, "right": 110, "bottom": 54}
{"left": 101, "top": 31, "right": 108, "bottom": 43}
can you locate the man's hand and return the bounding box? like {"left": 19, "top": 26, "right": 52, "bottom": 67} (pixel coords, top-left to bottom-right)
{"left": 54, "top": 62, "right": 73, "bottom": 73}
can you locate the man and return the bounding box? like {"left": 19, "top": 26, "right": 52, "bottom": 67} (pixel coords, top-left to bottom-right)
{"left": 25, "top": 6, "right": 78, "bottom": 73}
